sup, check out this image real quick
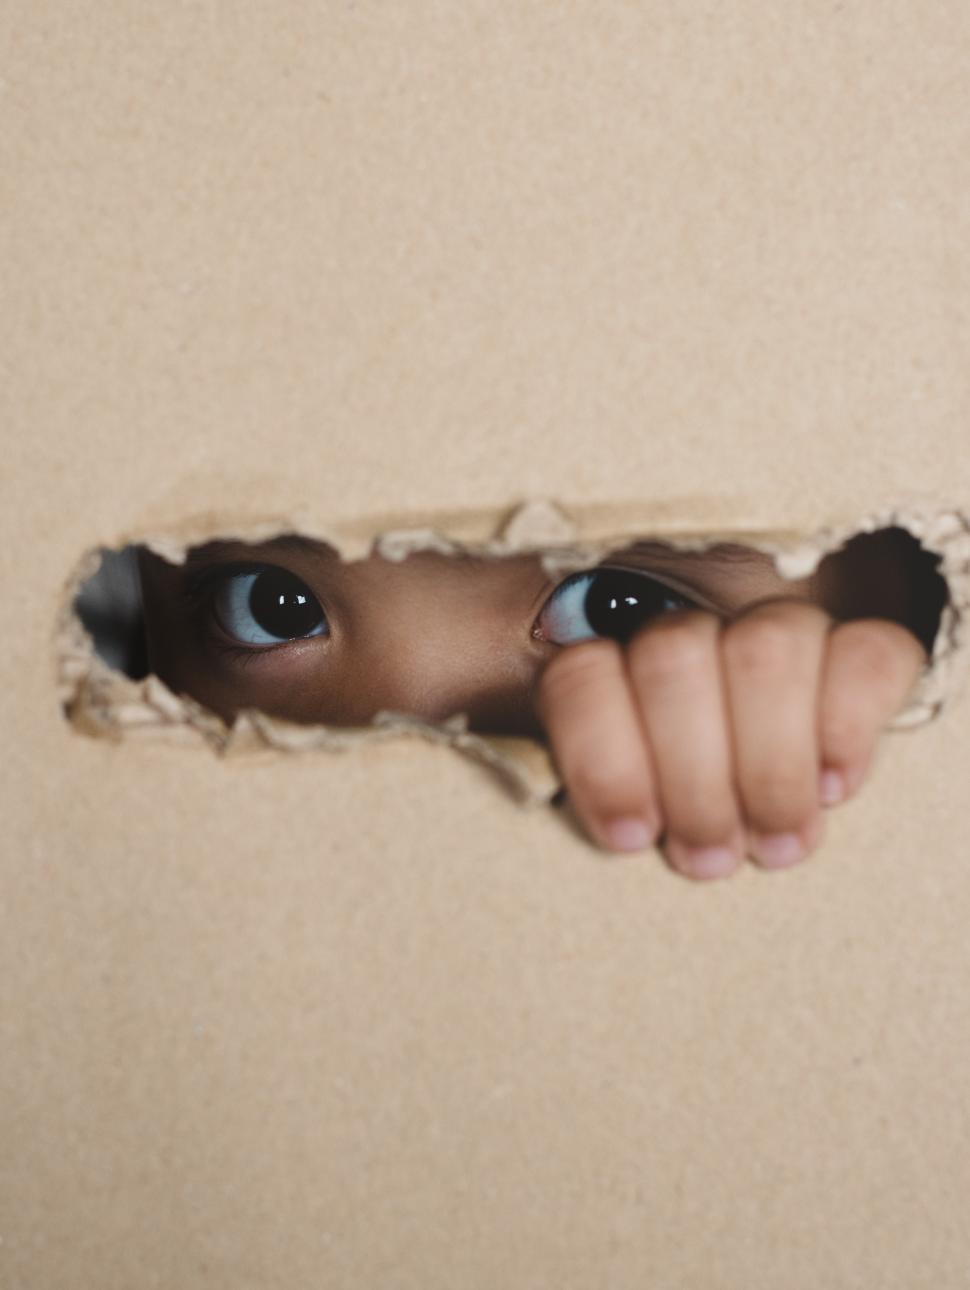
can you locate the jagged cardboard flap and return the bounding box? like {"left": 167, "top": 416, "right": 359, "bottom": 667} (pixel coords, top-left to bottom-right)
{"left": 5, "top": 3, "right": 970, "bottom": 1289}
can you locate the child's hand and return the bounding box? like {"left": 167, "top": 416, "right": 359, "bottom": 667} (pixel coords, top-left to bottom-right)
{"left": 536, "top": 600, "right": 928, "bottom": 879}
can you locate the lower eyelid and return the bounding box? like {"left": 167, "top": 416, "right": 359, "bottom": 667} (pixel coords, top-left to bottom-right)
{"left": 205, "top": 632, "right": 326, "bottom": 664}
{"left": 198, "top": 603, "right": 329, "bottom": 662}
{"left": 206, "top": 637, "right": 282, "bottom": 665}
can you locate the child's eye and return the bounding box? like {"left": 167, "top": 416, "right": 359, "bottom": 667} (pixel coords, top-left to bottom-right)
{"left": 211, "top": 566, "right": 329, "bottom": 646}
{"left": 535, "top": 568, "right": 695, "bottom": 645}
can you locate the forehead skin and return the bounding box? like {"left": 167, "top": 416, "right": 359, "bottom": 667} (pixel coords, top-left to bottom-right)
{"left": 137, "top": 539, "right": 820, "bottom": 736}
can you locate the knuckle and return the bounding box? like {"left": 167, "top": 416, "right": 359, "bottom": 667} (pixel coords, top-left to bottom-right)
{"left": 668, "top": 811, "right": 741, "bottom": 850}
{"left": 741, "top": 764, "right": 814, "bottom": 824}
{"left": 656, "top": 768, "right": 741, "bottom": 848}
{"left": 834, "top": 619, "right": 920, "bottom": 686}
{"left": 537, "top": 640, "right": 620, "bottom": 710}
{"left": 740, "top": 598, "right": 830, "bottom": 629}
{"left": 820, "top": 709, "right": 871, "bottom": 760}
{"left": 628, "top": 613, "right": 715, "bottom": 683}
{"left": 722, "top": 615, "right": 806, "bottom": 675}
{"left": 567, "top": 760, "right": 642, "bottom": 811}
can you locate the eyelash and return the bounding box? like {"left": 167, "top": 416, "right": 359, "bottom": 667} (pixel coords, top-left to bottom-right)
{"left": 182, "top": 560, "right": 263, "bottom": 607}
{"left": 586, "top": 564, "right": 699, "bottom": 602}
{"left": 608, "top": 567, "right": 707, "bottom": 613}
{"left": 208, "top": 638, "right": 276, "bottom": 665}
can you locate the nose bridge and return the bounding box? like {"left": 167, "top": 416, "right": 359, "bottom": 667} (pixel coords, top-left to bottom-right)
{"left": 355, "top": 563, "right": 540, "bottom": 724}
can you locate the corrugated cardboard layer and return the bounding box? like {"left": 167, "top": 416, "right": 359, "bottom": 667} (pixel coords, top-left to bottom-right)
{"left": 3, "top": 3, "right": 970, "bottom": 1287}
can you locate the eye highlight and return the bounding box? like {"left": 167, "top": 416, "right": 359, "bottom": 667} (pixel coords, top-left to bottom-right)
{"left": 535, "top": 567, "right": 695, "bottom": 645}
{"left": 209, "top": 565, "right": 329, "bottom": 646}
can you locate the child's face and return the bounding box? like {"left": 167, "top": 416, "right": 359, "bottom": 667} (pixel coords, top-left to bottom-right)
{"left": 138, "top": 537, "right": 817, "bottom": 736}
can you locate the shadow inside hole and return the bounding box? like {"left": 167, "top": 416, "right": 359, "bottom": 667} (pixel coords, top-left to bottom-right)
{"left": 75, "top": 547, "right": 150, "bottom": 679}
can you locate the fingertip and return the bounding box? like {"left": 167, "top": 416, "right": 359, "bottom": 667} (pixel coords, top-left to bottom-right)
{"left": 819, "top": 767, "right": 845, "bottom": 806}
{"left": 600, "top": 816, "right": 658, "bottom": 854}
{"left": 534, "top": 636, "right": 624, "bottom": 719}
{"left": 747, "top": 831, "right": 805, "bottom": 868}
{"left": 663, "top": 838, "right": 742, "bottom": 881}
{"left": 747, "top": 810, "right": 825, "bottom": 870}
{"left": 819, "top": 750, "right": 874, "bottom": 808}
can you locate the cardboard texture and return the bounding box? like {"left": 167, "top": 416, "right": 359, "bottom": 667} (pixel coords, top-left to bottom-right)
{"left": 3, "top": 3, "right": 969, "bottom": 1287}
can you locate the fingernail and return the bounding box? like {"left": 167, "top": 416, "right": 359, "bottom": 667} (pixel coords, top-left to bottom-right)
{"left": 666, "top": 841, "right": 740, "bottom": 880}
{"left": 749, "top": 832, "right": 804, "bottom": 869}
{"left": 819, "top": 769, "right": 845, "bottom": 807}
{"left": 602, "top": 817, "right": 655, "bottom": 853}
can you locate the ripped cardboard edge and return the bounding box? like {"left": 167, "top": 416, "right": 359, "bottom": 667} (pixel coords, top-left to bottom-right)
{"left": 56, "top": 499, "right": 970, "bottom": 806}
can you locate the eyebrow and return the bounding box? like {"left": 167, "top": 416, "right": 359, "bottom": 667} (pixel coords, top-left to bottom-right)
{"left": 621, "top": 540, "right": 772, "bottom": 566}
{"left": 184, "top": 533, "right": 332, "bottom": 563}
{"left": 182, "top": 534, "right": 772, "bottom": 569}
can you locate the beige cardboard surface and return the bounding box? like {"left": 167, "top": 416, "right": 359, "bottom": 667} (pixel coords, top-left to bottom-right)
{"left": 3, "top": 3, "right": 970, "bottom": 1287}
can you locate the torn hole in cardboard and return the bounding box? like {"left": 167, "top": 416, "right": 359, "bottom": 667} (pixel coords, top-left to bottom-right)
{"left": 58, "top": 500, "right": 965, "bottom": 809}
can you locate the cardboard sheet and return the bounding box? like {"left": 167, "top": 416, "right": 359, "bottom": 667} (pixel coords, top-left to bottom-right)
{"left": 3, "top": 3, "right": 970, "bottom": 1286}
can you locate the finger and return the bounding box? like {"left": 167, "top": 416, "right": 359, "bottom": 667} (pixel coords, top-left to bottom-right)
{"left": 817, "top": 619, "right": 928, "bottom": 807}
{"left": 626, "top": 610, "right": 745, "bottom": 881}
{"left": 536, "top": 640, "right": 661, "bottom": 854}
{"left": 721, "top": 600, "right": 831, "bottom": 869}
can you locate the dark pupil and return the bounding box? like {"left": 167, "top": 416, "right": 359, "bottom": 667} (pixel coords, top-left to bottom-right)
{"left": 249, "top": 568, "right": 324, "bottom": 639}
{"left": 584, "top": 570, "right": 686, "bottom": 643}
